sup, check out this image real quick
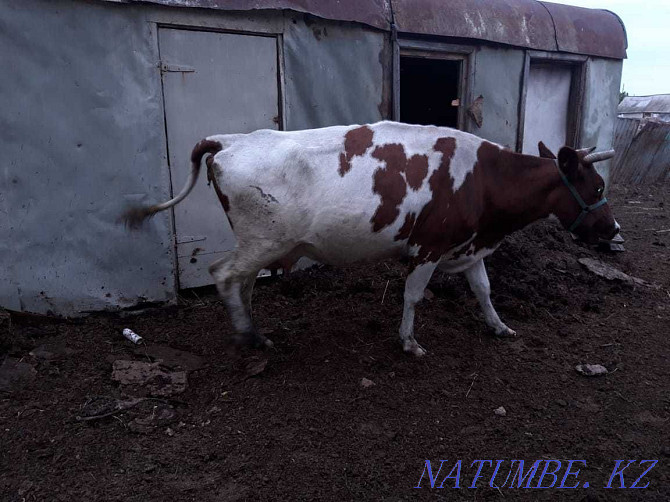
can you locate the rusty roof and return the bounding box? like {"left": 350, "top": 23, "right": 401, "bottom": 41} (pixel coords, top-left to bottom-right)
{"left": 540, "top": 2, "right": 627, "bottom": 59}
{"left": 111, "top": 0, "right": 627, "bottom": 59}
{"left": 392, "top": 0, "right": 556, "bottom": 51}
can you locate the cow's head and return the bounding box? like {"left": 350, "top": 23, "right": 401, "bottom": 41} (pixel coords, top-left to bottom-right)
{"left": 539, "top": 142, "right": 618, "bottom": 244}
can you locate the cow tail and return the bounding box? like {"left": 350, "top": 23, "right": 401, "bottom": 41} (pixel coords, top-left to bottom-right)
{"left": 120, "top": 139, "right": 222, "bottom": 229}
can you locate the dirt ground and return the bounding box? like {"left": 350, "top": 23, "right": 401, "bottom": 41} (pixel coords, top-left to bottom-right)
{"left": 1, "top": 183, "right": 669, "bottom": 501}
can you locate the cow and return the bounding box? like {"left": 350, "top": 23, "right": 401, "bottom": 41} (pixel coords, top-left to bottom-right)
{"left": 122, "top": 121, "right": 618, "bottom": 356}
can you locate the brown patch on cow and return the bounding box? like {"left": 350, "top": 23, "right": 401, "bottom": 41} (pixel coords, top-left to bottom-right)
{"left": 191, "top": 139, "right": 222, "bottom": 165}
{"left": 394, "top": 212, "right": 416, "bottom": 241}
{"left": 409, "top": 138, "right": 560, "bottom": 265}
{"left": 338, "top": 126, "right": 374, "bottom": 176}
{"left": 213, "top": 184, "right": 231, "bottom": 214}
{"left": 206, "top": 157, "right": 230, "bottom": 213}
{"left": 405, "top": 154, "right": 429, "bottom": 190}
{"left": 204, "top": 149, "right": 234, "bottom": 230}
{"left": 468, "top": 143, "right": 552, "bottom": 253}
{"left": 408, "top": 137, "right": 465, "bottom": 263}
{"left": 370, "top": 144, "right": 408, "bottom": 231}
{"left": 370, "top": 143, "right": 429, "bottom": 232}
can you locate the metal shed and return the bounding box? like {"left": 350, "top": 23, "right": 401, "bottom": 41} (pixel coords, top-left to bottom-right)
{"left": 618, "top": 94, "right": 670, "bottom": 123}
{"left": 0, "top": 0, "right": 627, "bottom": 315}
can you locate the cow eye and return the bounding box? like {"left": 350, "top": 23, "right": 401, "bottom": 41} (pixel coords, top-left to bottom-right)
{"left": 596, "top": 186, "right": 604, "bottom": 196}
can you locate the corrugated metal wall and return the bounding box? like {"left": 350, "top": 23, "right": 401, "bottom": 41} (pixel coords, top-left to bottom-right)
{"left": 579, "top": 58, "right": 623, "bottom": 187}
{"left": 612, "top": 118, "right": 670, "bottom": 184}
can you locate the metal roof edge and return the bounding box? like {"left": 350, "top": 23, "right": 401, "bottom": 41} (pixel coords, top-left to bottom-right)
{"left": 98, "top": 0, "right": 626, "bottom": 59}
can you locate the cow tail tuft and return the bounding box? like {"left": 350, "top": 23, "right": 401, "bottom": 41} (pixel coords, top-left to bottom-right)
{"left": 119, "top": 138, "right": 223, "bottom": 231}
{"left": 118, "top": 204, "right": 160, "bottom": 229}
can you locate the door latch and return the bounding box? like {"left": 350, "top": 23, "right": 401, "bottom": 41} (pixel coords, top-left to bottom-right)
{"left": 160, "top": 63, "right": 196, "bottom": 73}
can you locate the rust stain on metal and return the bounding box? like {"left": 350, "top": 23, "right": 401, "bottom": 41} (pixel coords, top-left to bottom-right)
{"left": 378, "top": 34, "right": 393, "bottom": 119}
{"left": 540, "top": 2, "right": 627, "bottom": 59}
{"left": 467, "top": 95, "right": 484, "bottom": 129}
{"left": 392, "top": 0, "right": 557, "bottom": 52}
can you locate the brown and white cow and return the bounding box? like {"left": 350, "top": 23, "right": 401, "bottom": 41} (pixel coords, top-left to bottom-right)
{"left": 123, "top": 121, "right": 618, "bottom": 355}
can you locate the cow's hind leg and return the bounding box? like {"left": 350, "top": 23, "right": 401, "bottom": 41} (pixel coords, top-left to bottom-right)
{"left": 241, "top": 273, "right": 258, "bottom": 320}
{"left": 209, "top": 250, "right": 275, "bottom": 348}
{"left": 463, "top": 259, "right": 516, "bottom": 337}
{"left": 399, "top": 262, "right": 438, "bottom": 356}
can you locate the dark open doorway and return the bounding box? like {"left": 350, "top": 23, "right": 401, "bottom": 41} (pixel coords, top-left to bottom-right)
{"left": 400, "top": 56, "right": 461, "bottom": 128}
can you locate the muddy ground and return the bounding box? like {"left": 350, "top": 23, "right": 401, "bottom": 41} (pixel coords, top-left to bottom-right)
{"left": 1, "top": 183, "right": 669, "bottom": 501}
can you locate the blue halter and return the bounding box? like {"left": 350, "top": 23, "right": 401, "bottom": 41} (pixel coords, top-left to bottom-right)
{"left": 556, "top": 164, "right": 608, "bottom": 233}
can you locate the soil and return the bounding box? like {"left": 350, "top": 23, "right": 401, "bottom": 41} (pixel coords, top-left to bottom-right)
{"left": 1, "top": 183, "right": 669, "bottom": 501}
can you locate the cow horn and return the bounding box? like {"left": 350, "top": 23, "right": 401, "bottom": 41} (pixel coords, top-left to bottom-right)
{"left": 583, "top": 150, "right": 615, "bottom": 164}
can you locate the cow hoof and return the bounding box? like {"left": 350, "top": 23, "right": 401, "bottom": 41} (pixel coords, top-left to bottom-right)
{"left": 252, "top": 332, "right": 274, "bottom": 349}
{"left": 494, "top": 326, "right": 516, "bottom": 338}
{"left": 403, "top": 340, "right": 427, "bottom": 357}
{"left": 232, "top": 331, "right": 274, "bottom": 349}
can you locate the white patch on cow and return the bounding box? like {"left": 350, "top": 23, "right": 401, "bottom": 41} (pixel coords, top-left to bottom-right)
{"left": 450, "top": 134, "right": 486, "bottom": 192}
{"left": 462, "top": 259, "right": 515, "bottom": 336}
{"left": 399, "top": 261, "right": 437, "bottom": 356}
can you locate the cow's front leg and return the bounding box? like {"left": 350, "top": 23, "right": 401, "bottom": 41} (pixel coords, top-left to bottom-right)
{"left": 463, "top": 259, "right": 516, "bottom": 337}
{"left": 400, "top": 262, "right": 438, "bottom": 356}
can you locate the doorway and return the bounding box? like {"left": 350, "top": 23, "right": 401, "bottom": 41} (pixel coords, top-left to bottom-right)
{"left": 400, "top": 56, "right": 462, "bottom": 128}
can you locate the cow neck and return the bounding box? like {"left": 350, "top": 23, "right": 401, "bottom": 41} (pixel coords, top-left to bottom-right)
{"left": 483, "top": 149, "right": 563, "bottom": 234}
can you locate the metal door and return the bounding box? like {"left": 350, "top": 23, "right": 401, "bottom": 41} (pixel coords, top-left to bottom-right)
{"left": 159, "top": 28, "right": 279, "bottom": 288}
{"left": 522, "top": 64, "right": 573, "bottom": 155}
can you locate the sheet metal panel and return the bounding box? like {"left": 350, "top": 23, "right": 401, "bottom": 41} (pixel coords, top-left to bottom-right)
{"left": 0, "top": 0, "right": 176, "bottom": 314}
{"left": 611, "top": 118, "right": 640, "bottom": 183}
{"left": 283, "top": 14, "right": 386, "bottom": 130}
{"left": 470, "top": 46, "right": 525, "bottom": 149}
{"left": 613, "top": 120, "right": 670, "bottom": 184}
{"left": 159, "top": 28, "right": 279, "bottom": 288}
{"left": 579, "top": 58, "right": 623, "bottom": 186}
{"left": 522, "top": 65, "right": 572, "bottom": 155}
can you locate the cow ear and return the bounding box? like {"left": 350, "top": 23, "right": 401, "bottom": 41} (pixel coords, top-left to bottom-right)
{"left": 538, "top": 141, "right": 557, "bottom": 159}
{"left": 557, "top": 147, "right": 580, "bottom": 178}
